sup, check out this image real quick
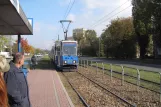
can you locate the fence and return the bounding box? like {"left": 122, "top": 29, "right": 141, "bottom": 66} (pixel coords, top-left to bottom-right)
{"left": 78, "top": 59, "right": 161, "bottom": 102}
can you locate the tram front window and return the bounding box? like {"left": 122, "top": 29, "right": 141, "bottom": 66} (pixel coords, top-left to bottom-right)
{"left": 63, "top": 45, "right": 77, "bottom": 56}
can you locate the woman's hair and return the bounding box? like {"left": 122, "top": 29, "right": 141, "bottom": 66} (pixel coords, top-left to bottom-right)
{"left": 0, "top": 74, "right": 8, "bottom": 107}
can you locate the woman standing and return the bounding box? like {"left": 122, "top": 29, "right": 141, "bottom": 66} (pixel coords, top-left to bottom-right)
{"left": 31, "top": 55, "right": 37, "bottom": 69}
{"left": 0, "top": 55, "right": 10, "bottom": 107}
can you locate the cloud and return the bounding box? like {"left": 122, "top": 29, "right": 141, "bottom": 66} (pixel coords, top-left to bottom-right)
{"left": 34, "top": 22, "right": 41, "bottom": 33}
{"left": 38, "top": 40, "right": 54, "bottom": 50}
{"left": 19, "top": 0, "right": 133, "bottom": 50}
{"left": 82, "top": 0, "right": 132, "bottom": 10}
{"left": 67, "top": 13, "right": 76, "bottom": 21}
{"left": 22, "top": 22, "right": 57, "bottom": 50}
{"left": 68, "top": 0, "right": 132, "bottom": 36}
{"left": 82, "top": 0, "right": 113, "bottom": 9}
{"left": 59, "top": 0, "right": 71, "bottom": 6}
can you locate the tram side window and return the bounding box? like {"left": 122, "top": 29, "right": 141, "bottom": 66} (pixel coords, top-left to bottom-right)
{"left": 56, "top": 46, "right": 61, "bottom": 55}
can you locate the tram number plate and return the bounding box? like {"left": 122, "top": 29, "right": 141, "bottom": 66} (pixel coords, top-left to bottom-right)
{"left": 68, "top": 60, "right": 72, "bottom": 63}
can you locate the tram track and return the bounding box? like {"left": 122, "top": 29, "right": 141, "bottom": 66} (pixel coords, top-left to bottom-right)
{"left": 78, "top": 65, "right": 161, "bottom": 107}
{"left": 76, "top": 71, "right": 136, "bottom": 107}
{"left": 62, "top": 72, "right": 90, "bottom": 107}
{"left": 62, "top": 71, "right": 136, "bottom": 107}
{"left": 81, "top": 64, "right": 160, "bottom": 93}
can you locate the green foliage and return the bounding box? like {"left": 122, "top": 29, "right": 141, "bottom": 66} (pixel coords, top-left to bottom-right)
{"left": 12, "top": 43, "right": 18, "bottom": 53}
{"left": 151, "top": 0, "right": 161, "bottom": 48}
{"left": 132, "top": 0, "right": 153, "bottom": 59}
{"left": 35, "top": 48, "right": 42, "bottom": 54}
{"left": 73, "top": 32, "right": 84, "bottom": 55}
{"left": 101, "top": 17, "right": 136, "bottom": 58}
{"left": 0, "top": 36, "right": 9, "bottom": 51}
{"left": 78, "top": 30, "right": 99, "bottom": 56}
{"left": 100, "top": 42, "right": 105, "bottom": 57}
{"left": 73, "top": 32, "right": 84, "bottom": 44}
{"left": 147, "top": 35, "right": 153, "bottom": 56}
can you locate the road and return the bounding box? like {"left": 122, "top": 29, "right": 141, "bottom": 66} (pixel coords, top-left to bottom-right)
{"left": 80, "top": 57, "right": 161, "bottom": 73}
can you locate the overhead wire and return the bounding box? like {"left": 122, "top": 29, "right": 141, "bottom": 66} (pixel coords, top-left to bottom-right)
{"left": 57, "top": 0, "right": 76, "bottom": 38}
{"left": 87, "top": 0, "right": 131, "bottom": 29}
{"left": 63, "top": 0, "right": 72, "bottom": 19}
{"left": 92, "top": 5, "right": 132, "bottom": 28}
{"left": 86, "top": 5, "right": 132, "bottom": 38}
{"left": 56, "top": 0, "right": 73, "bottom": 38}
{"left": 64, "top": 0, "right": 76, "bottom": 19}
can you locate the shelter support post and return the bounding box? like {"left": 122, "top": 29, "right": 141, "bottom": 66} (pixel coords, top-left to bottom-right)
{"left": 18, "top": 34, "right": 21, "bottom": 52}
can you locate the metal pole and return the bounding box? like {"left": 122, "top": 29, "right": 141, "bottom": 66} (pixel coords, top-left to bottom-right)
{"left": 81, "top": 60, "right": 82, "bottom": 66}
{"left": 102, "top": 63, "right": 104, "bottom": 79}
{"left": 121, "top": 66, "right": 124, "bottom": 86}
{"left": 87, "top": 60, "right": 88, "bottom": 69}
{"left": 102, "top": 63, "right": 104, "bottom": 74}
{"left": 18, "top": 35, "right": 21, "bottom": 52}
{"left": 137, "top": 69, "right": 140, "bottom": 92}
{"left": 80, "top": 59, "right": 81, "bottom": 71}
{"left": 99, "top": 37, "right": 100, "bottom": 58}
{"left": 91, "top": 60, "right": 92, "bottom": 66}
{"left": 81, "top": 60, "right": 83, "bottom": 71}
{"left": 84, "top": 60, "right": 85, "bottom": 70}
{"left": 96, "top": 62, "right": 98, "bottom": 74}
{"left": 159, "top": 72, "right": 161, "bottom": 102}
{"left": 85, "top": 60, "right": 87, "bottom": 68}
{"left": 137, "top": 69, "right": 140, "bottom": 104}
{"left": 110, "top": 64, "right": 113, "bottom": 81}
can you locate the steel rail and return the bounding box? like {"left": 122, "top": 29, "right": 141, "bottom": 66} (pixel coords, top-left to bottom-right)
{"left": 77, "top": 71, "right": 137, "bottom": 107}
{"left": 81, "top": 64, "right": 160, "bottom": 93}
{"left": 62, "top": 72, "right": 90, "bottom": 107}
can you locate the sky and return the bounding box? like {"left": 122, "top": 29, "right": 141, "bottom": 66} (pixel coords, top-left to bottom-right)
{"left": 17, "top": 0, "right": 132, "bottom": 50}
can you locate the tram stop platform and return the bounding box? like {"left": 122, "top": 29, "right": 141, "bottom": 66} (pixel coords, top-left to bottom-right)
{"left": 27, "top": 70, "right": 74, "bottom": 107}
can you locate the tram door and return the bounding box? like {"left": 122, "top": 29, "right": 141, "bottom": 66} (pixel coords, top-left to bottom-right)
{"left": 57, "top": 46, "right": 61, "bottom": 67}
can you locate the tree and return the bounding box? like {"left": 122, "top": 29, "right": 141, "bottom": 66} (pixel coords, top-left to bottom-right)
{"left": 29, "top": 46, "right": 35, "bottom": 54}
{"left": 35, "top": 48, "right": 43, "bottom": 54}
{"left": 132, "top": 0, "right": 152, "bottom": 59}
{"left": 0, "top": 36, "right": 9, "bottom": 52}
{"left": 74, "top": 30, "right": 99, "bottom": 56}
{"left": 21, "top": 38, "right": 29, "bottom": 53}
{"left": 73, "top": 32, "right": 84, "bottom": 44}
{"left": 101, "top": 17, "right": 136, "bottom": 58}
{"left": 12, "top": 38, "right": 34, "bottom": 54}
{"left": 73, "top": 33, "right": 84, "bottom": 55}
{"left": 151, "top": 0, "right": 161, "bottom": 57}
{"left": 83, "top": 30, "right": 99, "bottom": 56}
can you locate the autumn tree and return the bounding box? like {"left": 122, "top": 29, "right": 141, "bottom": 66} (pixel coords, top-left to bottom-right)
{"left": 12, "top": 38, "right": 34, "bottom": 54}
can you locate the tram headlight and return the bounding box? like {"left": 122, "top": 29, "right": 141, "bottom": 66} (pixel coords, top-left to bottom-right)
{"left": 64, "top": 61, "right": 67, "bottom": 64}
{"left": 73, "top": 60, "right": 76, "bottom": 63}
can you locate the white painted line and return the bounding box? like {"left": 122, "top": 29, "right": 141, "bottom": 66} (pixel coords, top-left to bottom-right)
{"left": 56, "top": 71, "right": 75, "bottom": 107}
{"left": 51, "top": 71, "right": 60, "bottom": 107}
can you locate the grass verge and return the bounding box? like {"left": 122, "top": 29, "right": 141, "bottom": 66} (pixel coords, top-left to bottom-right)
{"left": 80, "top": 61, "right": 160, "bottom": 93}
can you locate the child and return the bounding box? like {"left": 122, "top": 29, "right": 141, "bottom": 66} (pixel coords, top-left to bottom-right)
{"left": 22, "top": 61, "right": 30, "bottom": 77}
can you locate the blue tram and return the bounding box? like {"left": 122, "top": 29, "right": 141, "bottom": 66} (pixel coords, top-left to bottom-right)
{"left": 50, "top": 40, "right": 78, "bottom": 71}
